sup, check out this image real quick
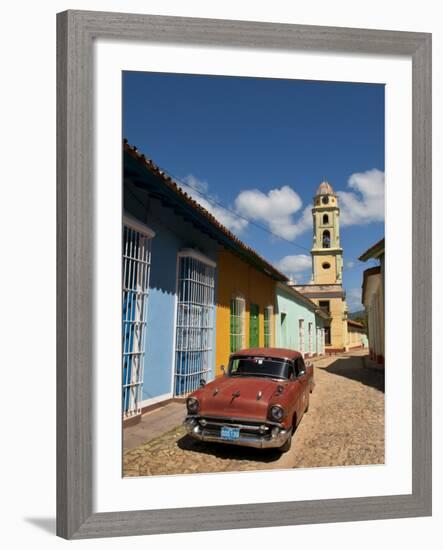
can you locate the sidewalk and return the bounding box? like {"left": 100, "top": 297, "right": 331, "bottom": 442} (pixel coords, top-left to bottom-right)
{"left": 123, "top": 401, "right": 186, "bottom": 453}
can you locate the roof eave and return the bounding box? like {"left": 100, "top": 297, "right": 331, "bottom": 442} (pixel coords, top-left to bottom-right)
{"left": 124, "top": 142, "right": 288, "bottom": 283}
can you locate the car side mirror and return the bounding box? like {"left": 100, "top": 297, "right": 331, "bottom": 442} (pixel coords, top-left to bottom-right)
{"left": 220, "top": 365, "right": 226, "bottom": 375}
{"left": 298, "top": 369, "right": 306, "bottom": 376}
{"left": 199, "top": 378, "right": 206, "bottom": 388}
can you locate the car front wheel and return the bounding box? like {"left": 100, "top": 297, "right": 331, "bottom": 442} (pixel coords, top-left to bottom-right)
{"left": 279, "top": 432, "right": 292, "bottom": 453}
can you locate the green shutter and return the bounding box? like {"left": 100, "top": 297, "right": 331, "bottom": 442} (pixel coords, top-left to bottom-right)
{"left": 249, "top": 304, "right": 259, "bottom": 348}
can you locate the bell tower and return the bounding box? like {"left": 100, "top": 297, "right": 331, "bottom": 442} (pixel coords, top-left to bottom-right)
{"left": 291, "top": 179, "right": 349, "bottom": 353}
{"left": 311, "top": 180, "right": 343, "bottom": 285}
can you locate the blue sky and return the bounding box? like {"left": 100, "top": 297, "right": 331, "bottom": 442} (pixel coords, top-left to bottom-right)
{"left": 123, "top": 72, "right": 385, "bottom": 312}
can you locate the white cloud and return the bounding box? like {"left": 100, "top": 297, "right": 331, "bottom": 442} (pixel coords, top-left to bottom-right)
{"left": 346, "top": 260, "right": 355, "bottom": 269}
{"left": 182, "top": 174, "right": 209, "bottom": 194}
{"left": 347, "top": 287, "right": 363, "bottom": 312}
{"left": 338, "top": 169, "right": 385, "bottom": 226}
{"left": 234, "top": 186, "right": 312, "bottom": 240}
{"left": 181, "top": 175, "right": 248, "bottom": 234}
{"left": 179, "top": 168, "right": 384, "bottom": 245}
{"left": 275, "top": 254, "right": 312, "bottom": 283}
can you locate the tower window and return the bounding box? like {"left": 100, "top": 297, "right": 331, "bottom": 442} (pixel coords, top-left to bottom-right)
{"left": 322, "top": 230, "right": 331, "bottom": 248}
{"left": 323, "top": 214, "right": 329, "bottom": 225}
{"left": 322, "top": 196, "right": 329, "bottom": 205}
{"left": 319, "top": 300, "right": 330, "bottom": 314}
{"left": 322, "top": 262, "right": 331, "bottom": 269}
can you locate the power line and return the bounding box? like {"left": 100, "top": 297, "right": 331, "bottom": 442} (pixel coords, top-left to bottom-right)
{"left": 163, "top": 168, "right": 313, "bottom": 255}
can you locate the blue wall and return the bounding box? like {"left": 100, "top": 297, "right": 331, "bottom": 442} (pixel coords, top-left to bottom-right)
{"left": 124, "top": 182, "right": 219, "bottom": 403}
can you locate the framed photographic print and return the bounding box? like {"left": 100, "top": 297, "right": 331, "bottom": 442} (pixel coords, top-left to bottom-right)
{"left": 57, "top": 10, "right": 432, "bottom": 539}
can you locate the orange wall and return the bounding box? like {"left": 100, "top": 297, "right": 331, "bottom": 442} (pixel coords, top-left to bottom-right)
{"left": 215, "top": 248, "right": 276, "bottom": 376}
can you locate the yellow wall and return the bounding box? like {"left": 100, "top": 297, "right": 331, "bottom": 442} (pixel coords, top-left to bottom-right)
{"left": 311, "top": 296, "right": 347, "bottom": 350}
{"left": 348, "top": 325, "right": 365, "bottom": 348}
{"left": 215, "top": 248, "right": 276, "bottom": 376}
{"left": 313, "top": 254, "right": 338, "bottom": 284}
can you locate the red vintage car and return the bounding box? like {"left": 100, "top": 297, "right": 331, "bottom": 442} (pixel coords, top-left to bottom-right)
{"left": 183, "top": 348, "right": 314, "bottom": 452}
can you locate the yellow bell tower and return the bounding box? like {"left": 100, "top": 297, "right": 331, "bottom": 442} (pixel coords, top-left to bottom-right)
{"left": 291, "top": 179, "right": 349, "bottom": 352}
{"left": 311, "top": 181, "right": 343, "bottom": 284}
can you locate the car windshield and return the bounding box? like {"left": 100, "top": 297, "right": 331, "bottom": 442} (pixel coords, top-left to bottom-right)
{"left": 228, "top": 357, "right": 291, "bottom": 380}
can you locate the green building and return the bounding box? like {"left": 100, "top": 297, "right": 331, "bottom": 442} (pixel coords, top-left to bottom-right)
{"left": 275, "top": 282, "right": 329, "bottom": 357}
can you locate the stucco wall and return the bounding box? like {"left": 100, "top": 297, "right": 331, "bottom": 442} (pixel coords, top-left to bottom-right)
{"left": 313, "top": 251, "right": 340, "bottom": 284}
{"left": 364, "top": 274, "right": 384, "bottom": 363}
{"left": 124, "top": 182, "right": 219, "bottom": 403}
{"left": 347, "top": 325, "right": 367, "bottom": 348}
{"left": 215, "top": 248, "right": 276, "bottom": 375}
{"left": 275, "top": 286, "right": 321, "bottom": 356}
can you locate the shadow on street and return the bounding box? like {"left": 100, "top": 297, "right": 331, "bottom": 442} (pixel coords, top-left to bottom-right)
{"left": 322, "top": 355, "right": 385, "bottom": 393}
{"left": 176, "top": 434, "right": 283, "bottom": 462}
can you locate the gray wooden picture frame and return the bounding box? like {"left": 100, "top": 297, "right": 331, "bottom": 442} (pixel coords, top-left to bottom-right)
{"left": 57, "top": 9, "right": 432, "bottom": 540}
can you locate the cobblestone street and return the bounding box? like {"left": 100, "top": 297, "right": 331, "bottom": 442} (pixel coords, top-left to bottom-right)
{"left": 123, "top": 350, "right": 384, "bottom": 477}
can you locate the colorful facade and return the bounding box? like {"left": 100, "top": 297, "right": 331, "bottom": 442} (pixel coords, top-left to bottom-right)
{"left": 215, "top": 248, "right": 279, "bottom": 376}
{"left": 124, "top": 148, "right": 220, "bottom": 420}
{"left": 123, "top": 142, "right": 288, "bottom": 424}
{"left": 123, "top": 142, "right": 369, "bottom": 426}
{"left": 275, "top": 282, "right": 327, "bottom": 357}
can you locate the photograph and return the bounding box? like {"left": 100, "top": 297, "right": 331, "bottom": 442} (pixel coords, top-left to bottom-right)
{"left": 121, "top": 71, "right": 386, "bottom": 477}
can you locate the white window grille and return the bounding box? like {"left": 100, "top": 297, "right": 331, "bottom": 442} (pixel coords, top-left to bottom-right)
{"left": 174, "top": 253, "right": 215, "bottom": 397}
{"left": 308, "top": 322, "right": 313, "bottom": 355}
{"left": 122, "top": 221, "right": 153, "bottom": 418}
{"left": 299, "top": 319, "right": 305, "bottom": 356}
{"left": 264, "top": 305, "right": 273, "bottom": 347}
{"left": 230, "top": 295, "right": 246, "bottom": 353}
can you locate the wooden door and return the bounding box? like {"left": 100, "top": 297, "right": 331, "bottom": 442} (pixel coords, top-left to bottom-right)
{"left": 249, "top": 303, "right": 259, "bottom": 348}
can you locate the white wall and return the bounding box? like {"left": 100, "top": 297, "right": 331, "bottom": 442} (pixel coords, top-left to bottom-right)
{"left": 1, "top": 1, "right": 441, "bottom": 548}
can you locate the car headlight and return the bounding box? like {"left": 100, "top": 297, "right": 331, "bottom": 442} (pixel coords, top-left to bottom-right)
{"left": 268, "top": 405, "right": 285, "bottom": 422}
{"left": 186, "top": 397, "right": 200, "bottom": 414}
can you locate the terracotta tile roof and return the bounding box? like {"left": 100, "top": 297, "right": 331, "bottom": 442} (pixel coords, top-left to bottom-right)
{"left": 359, "top": 238, "right": 385, "bottom": 262}
{"left": 124, "top": 140, "right": 289, "bottom": 282}
{"left": 347, "top": 319, "right": 365, "bottom": 329}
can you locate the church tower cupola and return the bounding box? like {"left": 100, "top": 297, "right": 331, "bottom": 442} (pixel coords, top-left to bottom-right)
{"left": 311, "top": 179, "right": 343, "bottom": 284}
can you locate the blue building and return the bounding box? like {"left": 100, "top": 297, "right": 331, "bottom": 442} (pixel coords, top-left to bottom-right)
{"left": 123, "top": 142, "right": 289, "bottom": 424}
{"left": 123, "top": 144, "right": 219, "bottom": 421}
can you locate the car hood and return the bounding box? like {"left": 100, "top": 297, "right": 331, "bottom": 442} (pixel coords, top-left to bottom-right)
{"left": 196, "top": 376, "right": 288, "bottom": 421}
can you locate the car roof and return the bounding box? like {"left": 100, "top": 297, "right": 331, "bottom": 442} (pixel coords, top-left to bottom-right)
{"left": 231, "top": 347, "right": 302, "bottom": 361}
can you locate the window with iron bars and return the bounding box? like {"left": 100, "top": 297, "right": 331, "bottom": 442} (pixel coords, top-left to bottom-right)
{"left": 230, "top": 295, "right": 246, "bottom": 353}
{"left": 299, "top": 319, "right": 305, "bottom": 355}
{"left": 122, "top": 223, "right": 153, "bottom": 418}
{"left": 264, "top": 305, "right": 273, "bottom": 347}
{"left": 174, "top": 254, "right": 215, "bottom": 397}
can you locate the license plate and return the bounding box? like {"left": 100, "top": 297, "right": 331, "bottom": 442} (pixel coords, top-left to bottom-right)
{"left": 221, "top": 426, "right": 240, "bottom": 440}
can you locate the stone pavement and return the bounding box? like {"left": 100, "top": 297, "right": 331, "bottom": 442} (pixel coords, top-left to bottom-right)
{"left": 123, "top": 350, "right": 384, "bottom": 477}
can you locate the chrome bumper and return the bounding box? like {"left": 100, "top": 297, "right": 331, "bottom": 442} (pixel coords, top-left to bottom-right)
{"left": 183, "top": 417, "right": 291, "bottom": 449}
